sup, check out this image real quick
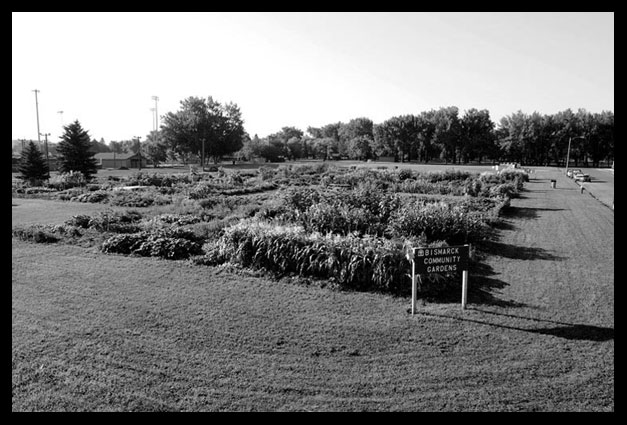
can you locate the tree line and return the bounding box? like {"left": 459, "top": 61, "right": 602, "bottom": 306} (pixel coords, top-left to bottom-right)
{"left": 238, "top": 107, "right": 613, "bottom": 167}
{"left": 119, "top": 95, "right": 615, "bottom": 168}
{"left": 16, "top": 95, "right": 615, "bottom": 186}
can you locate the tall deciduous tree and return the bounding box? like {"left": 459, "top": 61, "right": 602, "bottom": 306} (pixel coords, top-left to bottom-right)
{"left": 18, "top": 140, "right": 49, "bottom": 185}
{"left": 144, "top": 130, "right": 168, "bottom": 168}
{"left": 57, "top": 120, "right": 99, "bottom": 179}
{"left": 459, "top": 109, "right": 495, "bottom": 163}
{"left": 160, "top": 96, "right": 246, "bottom": 165}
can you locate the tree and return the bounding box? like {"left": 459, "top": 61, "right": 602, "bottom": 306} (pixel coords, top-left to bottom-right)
{"left": 57, "top": 120, "right": 99, "bottom": 179}
{"left": 89, "top": 138, "right": 110, "bottom": 153}
{"left": 144, "top": 130, "right": 168, "bottom": 167}
{"left": 108, "top": 141, "right": 126, "bottom": 154}
{"left": 339, "top": 117, "right": 375, "bottom": 159}
{"left": 347, "top": 135, "right": 374, "bottom": 160}
{"left": 18, "top": 140, "right": 49, "bottom": 185}
{"left": 237, "top": 133, "right": 262, "bottom": 161}
{"left": 160, "top": 96, "right": 246, "bottom": 166}
{"left": 373, "top": 115, "right": 417, "bottom": 161}
{"left": 459, "top": 109, "right": 495, "bottom": 163}
{"left": 286, "top": 136, "right": 304, "bottom": 159}
{"left": 431, "top": 107, "right": 461, "bottom": 163}
{"left": 258, "top": 142, "right": 284, "bottom": 162}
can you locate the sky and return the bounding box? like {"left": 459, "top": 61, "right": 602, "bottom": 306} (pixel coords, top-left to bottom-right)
{"left": 12, "top": 12, "right": 614, "bottom": 144}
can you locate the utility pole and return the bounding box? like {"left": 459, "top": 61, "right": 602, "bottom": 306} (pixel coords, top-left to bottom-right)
{"left": 135, "top": 136, "right": 142, "bottom": 171}
{"left": 33, "top": 89, "right": 41, "bottom": 150}
{"left": 41, "top": 132, "right": 51, "bottom": 177}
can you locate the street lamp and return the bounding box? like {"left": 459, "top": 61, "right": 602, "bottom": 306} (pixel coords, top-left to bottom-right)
{"left": 151, "top": 96, "right": 159, "bottom": 130}
{"left": 565, "top": 135, "right": 585, "bottom": 176}
{"left": 150, "top": 107, "right": 156, "bottom": 132}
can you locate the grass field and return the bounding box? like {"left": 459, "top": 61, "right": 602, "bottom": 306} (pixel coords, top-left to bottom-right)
{"left": 12, "top": 165, "right": 614, "bottom": 411}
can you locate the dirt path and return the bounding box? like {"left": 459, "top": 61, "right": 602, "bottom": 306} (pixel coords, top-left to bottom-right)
{"left": 478, "top": 168, "right": 614, "bottom": 327}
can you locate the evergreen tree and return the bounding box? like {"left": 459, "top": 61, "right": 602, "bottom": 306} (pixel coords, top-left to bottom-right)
{"left": 17, "top": 141, "right": 49, "bottom": 185}
{"left": 57, "top": 120, "right": 99, "bottom": 179}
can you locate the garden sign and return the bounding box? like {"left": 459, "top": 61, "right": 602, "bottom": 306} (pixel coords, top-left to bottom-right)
{"left": 406, "top": 244, "right": 470, "bottom": 314}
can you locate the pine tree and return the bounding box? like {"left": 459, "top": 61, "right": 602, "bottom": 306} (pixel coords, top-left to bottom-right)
{"left": 17, "top": 141, "right": 49, "bottom": 185}
{"left": 57, "top": 120, "right": 99, "bottom": 180}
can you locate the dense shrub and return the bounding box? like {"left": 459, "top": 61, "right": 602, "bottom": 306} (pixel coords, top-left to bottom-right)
{"left": 422, "top": 169, "right": 474, "bottom": 183}
{"left": 109, "top": 188, "right": 171, "bottom": 207}
{"left": 48, "top": 171, "right": 87, "bottom": 190}
{"left": 148, "top": 213, "right": 201, "bottom": 226}
{"left": 397, "top": 168, "right": 414, "bottom": 181}
{"left": 71, "top": 190, "right": 110, "bottom": 203}
{"left": 123, "top": 172, "right": 192, "bottom": 187}
{"left": 101, "top": 227, "right": 203, "bottom": 260}
{"left": 392, "top": 179, "right": 466, "bottom": 196}
{"left": 209, "top": 220, "right": 457, "bottom": 295}
{"left": 65, "top": 210, "right": 143, "bottom": 233}
{"left": 212, "top": 220, "right": 410, "bottom": 293}
{"left": 12, "top": 225, "right": 60, "bottom": 243}
{"left": 387, "top": 200, "right": 491, "bottom": 244}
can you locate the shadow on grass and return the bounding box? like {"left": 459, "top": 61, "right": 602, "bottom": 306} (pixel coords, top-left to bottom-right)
{"left": 418, "top": 309, "right": 614, "bottom": 342}
{"left": 420, "top": 261, "right": 527, "bottom": 308}
{"left": 477, "top": 240, "right": 566, "bottom": 261}
{"left": 501, "top": 206, "right": 567, "bottom": 220}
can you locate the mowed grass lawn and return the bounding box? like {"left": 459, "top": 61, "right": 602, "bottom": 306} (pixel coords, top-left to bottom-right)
{"left": 12, "top": 166, "right": 613, "bottom": 411}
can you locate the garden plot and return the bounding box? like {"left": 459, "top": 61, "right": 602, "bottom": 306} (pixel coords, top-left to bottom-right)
{"left": 13, "top": 163, "right": 528, "bottom": 300}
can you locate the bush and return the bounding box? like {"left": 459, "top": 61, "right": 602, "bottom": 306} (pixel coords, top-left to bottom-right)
{"left": 48, "top": 171, "right": 87, "bottom": 190}
{"left": 211, "top": 220, "right": 458, "bottom": 295}
{"left": 123, "top": 172, "right": 192, "bottom": 187}
{"left": 213, "top": 220, "right": 410, "bottom": 293}
{"left": 12, "top": 225, "right": 60, "bottom": 243}
{"left": 109, "top": 188, "right": 171, "bottom": 207}
{"left": 148, "top": 213, "right": 201, "bottom": 226}
{"left": 101, "top": 227, "right": 203, "bottom": 260}
{"left": 397, "top": 168, "right": 414, "bottom": 181}
{"left": 387, "top": 200, "right": 491, "bottom": 244}
{"left": 65, "top": 210, "right": 143, "bottom": 233}
{"left": 71, "top": 190, "right": 109, "bottom": 203}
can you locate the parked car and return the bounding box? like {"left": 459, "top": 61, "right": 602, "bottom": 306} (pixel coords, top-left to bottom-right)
{"left": 574, "top": 171, "right": 591, "bottom": 182}
{"left": 567, "top": 168, "right": 581, "bottom": 178}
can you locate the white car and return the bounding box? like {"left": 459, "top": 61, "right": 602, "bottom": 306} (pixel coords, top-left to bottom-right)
{"left": 567, "top": 168, "right": 581, "bottom": 178}
{"left": 573, "top": 171, "right": 591, "bottom": 182}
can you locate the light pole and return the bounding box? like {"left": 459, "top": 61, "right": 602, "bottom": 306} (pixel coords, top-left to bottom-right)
{"left": 150, "top": 107, "right": 156, "bottom": 133}
{"left": 33, "top": 89, "right": 41, "bottom": 150}
{"left": 565, "top": 135, "right": 585, "bottom": 176}
{"left": 151, "top": 96, "right": 159, "bottom": 130}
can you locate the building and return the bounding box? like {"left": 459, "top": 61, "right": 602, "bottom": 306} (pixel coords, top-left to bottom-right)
{"left": 12, "top": 154, "right": 60, "bottom": 172}
{"left": 93, "top": 152, "right": 148, "bottom": 169}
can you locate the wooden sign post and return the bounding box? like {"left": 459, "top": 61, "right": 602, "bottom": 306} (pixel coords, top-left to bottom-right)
{"left": 407, "top": 244, "right": 470, "bottom": 314}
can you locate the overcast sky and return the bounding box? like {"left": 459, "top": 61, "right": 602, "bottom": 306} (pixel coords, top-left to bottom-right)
{"left": 12, "top": 12, "right": 614, "bottom": 144}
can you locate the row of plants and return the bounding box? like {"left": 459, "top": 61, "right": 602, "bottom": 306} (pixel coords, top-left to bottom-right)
{"left": 197, "top": 220, "right": 454, "bottom": 295}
